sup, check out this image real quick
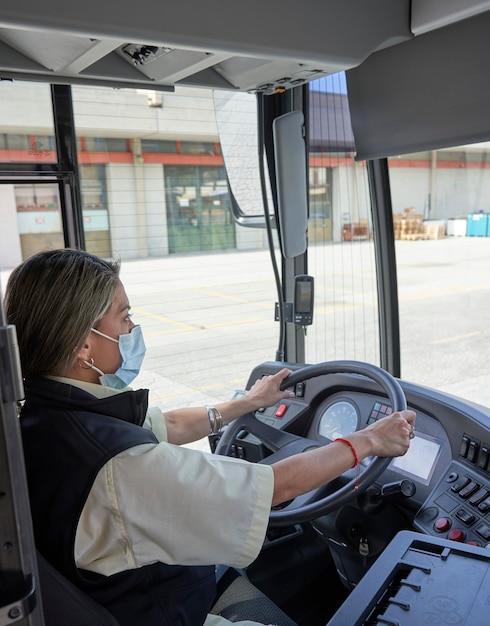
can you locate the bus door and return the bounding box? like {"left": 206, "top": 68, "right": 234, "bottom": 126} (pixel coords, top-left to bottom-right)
{"left": 0, "top": 83, "right": 86, "bottom": 267}
{"left": 0, "top": 175, "right": 83, "bottom": 267}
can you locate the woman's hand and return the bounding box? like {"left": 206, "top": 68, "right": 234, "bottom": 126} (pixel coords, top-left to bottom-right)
{"left": 349, "top": 409, "right": 416, "bottom": 460}
{"left": 164, "top": 368, "right": 295, "bottom": 444}
{"left": 271, "top": 408, "right": 416, "bottom": 506}
{"left": 244, "top": 368, "right": 296, "bottom": 411}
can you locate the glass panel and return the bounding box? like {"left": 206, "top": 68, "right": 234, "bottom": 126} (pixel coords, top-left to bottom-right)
{"left": 164, "top": 165, "right": 234, "bottom": 253}
{"left": 179, "top": 141, "right": 216, "bottom": 155}
{"left": 0, "top": 181, "right": 64, "bottom": 269}
{"left": 6, "top": 135, "right": 30, "bottom": 150}
{"left": 141, "top": 140, "right": 177, "bottom": 153}
{"left": 389, "top": 143, "right": 490, "bottom": 406}
{"left": 70, "top": 85, "right": 278, "bottom": 438}
{"left": 305, "top": 75, "right": 379, "bottom": 366}
{"left": 213, "top": 90, "right": 272, "bottom": 219}
{"left": 82, "top": 137, "right": 129, "bottom": 152}
{"left": 80, "top": 164, "right": 112, "bottom": 258}
{"left": 0, "top": 81, "right": 56, "bottom": 163}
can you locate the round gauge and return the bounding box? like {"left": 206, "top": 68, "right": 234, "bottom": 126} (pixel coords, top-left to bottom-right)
{"left": 318, "top": 400, "right": 359, "bottom": 440}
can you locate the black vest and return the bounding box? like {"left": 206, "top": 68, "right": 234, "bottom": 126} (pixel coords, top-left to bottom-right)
{"left": 21, "top": 377, "right": 216, "bottom": 626}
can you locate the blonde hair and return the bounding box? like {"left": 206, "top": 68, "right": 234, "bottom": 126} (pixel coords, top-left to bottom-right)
{"left": 5, "top": 249, "right": 120, "bottom": 378}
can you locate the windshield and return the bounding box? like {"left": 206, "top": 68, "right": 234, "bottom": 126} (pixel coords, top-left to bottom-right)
{"left": 389, "top": 144, "right": 490, "bottom": 406}
{"left": 306, "top": 76, "right": 378, "bottom": 365}
{"left": 1, "top": 76, "right": 490, "bottom": 416}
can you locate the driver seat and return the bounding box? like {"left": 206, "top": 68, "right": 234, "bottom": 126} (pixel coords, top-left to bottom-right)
{"left": 37, "top": 551, "right": 297, "bottom": 625}
{"left": 37, "top": 551, "right": 119, "bottom": 626}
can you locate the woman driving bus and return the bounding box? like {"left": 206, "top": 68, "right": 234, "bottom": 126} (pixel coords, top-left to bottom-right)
{"left": 5, "top": 248, "right": 415, "bottom": 626}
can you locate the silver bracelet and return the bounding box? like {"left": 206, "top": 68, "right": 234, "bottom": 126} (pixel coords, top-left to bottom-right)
{"left": 205, "top": 405, "right": 223, "bottom": 434}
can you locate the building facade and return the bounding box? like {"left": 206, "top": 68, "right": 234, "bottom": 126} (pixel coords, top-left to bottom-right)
{"left": 1, "top": 80, "right": 489, "bottom": 269}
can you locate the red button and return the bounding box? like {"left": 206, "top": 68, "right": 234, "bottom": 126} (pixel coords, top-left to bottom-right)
{"left": 448, "top": 529, "right": 465, "bottom": 542}
{"left": 434, "top": 517, "right": 451, "bottom": 532}
{"left": 275, "top": 404, "right": 288, "bottom": 418}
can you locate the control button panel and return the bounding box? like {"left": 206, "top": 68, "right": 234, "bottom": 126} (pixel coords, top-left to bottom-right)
{"left": 414, "top": 460, "right": 490, "bottom": 547}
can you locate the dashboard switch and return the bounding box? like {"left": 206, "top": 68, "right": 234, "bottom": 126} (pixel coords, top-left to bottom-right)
{"left": 294, "top": 382, "right": 305, "bottom": 397}
{"left": 477, "top": 446, "right": 490, "bottom": 470}
{"left": 469, "top": 488, "right": 489, "bottom": 506}
{"left": 275, "top": 404, "right": 288, "bottom": 419}
{"left": 475, "top": 522, "right": 490, "bottom": 542}
{"left": 458, "top": 481, "right": 480, "bottom": 499}
{"left": 478, "top": 498, "right": 490, "bottom": 513}
{"left": 459, "top": 435, "right": 470, "bottom": 458}
{"left": 467, "top": 440, "right": 480, "bottom": 463}
{"left": 434, "top": 517, "right": 451, "bottom": 532}
{"left": 451, "top": 477, "right": 471, "bottom": 493}
{"left": 455, "top": 508, "right": 475, "bottom": 526}
{"left": 448, "top": 529, "right": 465, "bottom": 542}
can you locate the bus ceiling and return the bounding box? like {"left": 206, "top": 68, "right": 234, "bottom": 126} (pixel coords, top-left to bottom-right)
{"left": 347, "top": 9, "right": 490, "bottom": 160}
{"left": 0, "top": 0, "right": 489, "bottom": 94}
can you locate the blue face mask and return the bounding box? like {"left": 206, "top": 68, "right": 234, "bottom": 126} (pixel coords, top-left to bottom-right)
{"left": 87, "top": 325, "right": 146, "bottom": 389}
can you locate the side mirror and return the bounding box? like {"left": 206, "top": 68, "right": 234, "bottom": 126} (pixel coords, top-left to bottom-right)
{"left": 273, "top": 111, "right": 308, "bottom": 258}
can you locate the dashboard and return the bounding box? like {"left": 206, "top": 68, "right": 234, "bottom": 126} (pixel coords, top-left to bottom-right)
{"left": 312, "top": 392, "right": 446, "bottom": 491}
{"left": 234, "top": 362, "right": 490, "bottom": 553}
{"left": 216, "top": 360, "right": 490, "bottom": 611}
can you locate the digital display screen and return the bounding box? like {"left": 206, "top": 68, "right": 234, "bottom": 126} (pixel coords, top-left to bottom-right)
{"left": 389, "top": 431, "right": 443, "bottom": 485}
{"left": 295, "top": 280, "right": 312, "bottom": 312}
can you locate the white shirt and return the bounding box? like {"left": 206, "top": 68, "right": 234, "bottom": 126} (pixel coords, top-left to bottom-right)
{"left": 53, "top": 378, "right": 274, "bottom": 625}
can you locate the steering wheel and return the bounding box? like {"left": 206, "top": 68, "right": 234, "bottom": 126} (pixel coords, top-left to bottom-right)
{"left": 215, "top": 361, "right": 407, "bottom": 526}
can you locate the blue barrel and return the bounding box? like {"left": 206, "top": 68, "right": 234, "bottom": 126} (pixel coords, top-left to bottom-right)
{"left": 466, "top": 214, "right": 489, "bottom": 236}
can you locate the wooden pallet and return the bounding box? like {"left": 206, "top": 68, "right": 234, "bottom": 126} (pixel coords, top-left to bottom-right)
{"left": 423, "top": 224, "right": 445, "bottom": 239}
{"left": 399, "top": 233, "right": 430, "bottom": 240}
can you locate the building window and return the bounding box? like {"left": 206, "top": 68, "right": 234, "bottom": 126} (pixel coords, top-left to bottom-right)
{"left": 164, "top": 165, "right": 235, "bottom": 253}
{"left": 179, "top": 141, "right": 216, "bottom": 155}
{"left": 141, "top": 139, "right": 177, "bottom": 153}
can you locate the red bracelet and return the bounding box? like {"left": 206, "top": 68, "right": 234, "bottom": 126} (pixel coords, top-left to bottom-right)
{"left": 334, "top": 438, "right": 360, "bottom": 489}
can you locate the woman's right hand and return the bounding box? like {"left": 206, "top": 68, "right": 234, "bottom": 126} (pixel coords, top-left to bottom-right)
{"left": 351, "top": 409, "right": 416, "bottom": 459}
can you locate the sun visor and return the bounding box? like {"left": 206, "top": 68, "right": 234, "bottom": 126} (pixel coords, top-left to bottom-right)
{"left": 346, "top": 11, "right": 490, "bottom": 160}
